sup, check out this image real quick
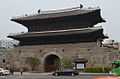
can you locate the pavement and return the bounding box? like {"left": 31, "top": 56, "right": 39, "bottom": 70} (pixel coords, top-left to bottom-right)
{"left": 14, "top": 72, "right": 114, "bottom": 76}
{"left": 14, "top": 72, "right": 52, "bottom": 76}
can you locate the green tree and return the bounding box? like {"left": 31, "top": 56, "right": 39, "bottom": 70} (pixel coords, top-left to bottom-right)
{"left": 25, "top": 57, "right": 40, "bottom": 71}
{"left": 61, "top": 59, "right": 74, "bottom": 69}
{"left": 54, "top": 58, "right": 74, "bottom": 70}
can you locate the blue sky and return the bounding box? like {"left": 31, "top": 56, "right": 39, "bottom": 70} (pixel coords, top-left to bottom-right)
{"left": 0, "top": 0, "right": 120, "bottom": 41}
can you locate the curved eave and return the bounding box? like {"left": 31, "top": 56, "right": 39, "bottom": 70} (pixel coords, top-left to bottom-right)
{"left": 11, "top": 8, "right": 99, "bottom": 20}
{"left": 11, "top": 8, "right": 105, "bottom": 26}
{"left": 8, "top": 27, "right": 107, "bottom": 40}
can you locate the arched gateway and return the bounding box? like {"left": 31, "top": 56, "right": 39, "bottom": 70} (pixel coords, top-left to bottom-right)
{"left": 44, "top": 54, "right": 60, "bottom": 72}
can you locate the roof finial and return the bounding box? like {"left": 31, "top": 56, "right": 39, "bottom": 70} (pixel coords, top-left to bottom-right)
{"left": 80, "top": 4, "right": 83, "bottom": 9}
{"left": 38, "top": 9, "right": 41, "bottom": 13}
{"left": 97, "top": 6, "right": 99, "bottom": 8}
{"left": 25, "top": 14, "right": 27, "bottom": 16}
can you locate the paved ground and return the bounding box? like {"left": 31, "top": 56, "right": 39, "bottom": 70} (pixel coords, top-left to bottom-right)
{"left": 0, "top": 75, "right": 97, "bottom": 79}
{"left": 0, "top": 72, "right": 113, "bottom": 79}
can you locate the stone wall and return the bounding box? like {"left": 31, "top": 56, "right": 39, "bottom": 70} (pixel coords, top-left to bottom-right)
{"left": 1, "top": 42, "right": 120, "bottom": 72}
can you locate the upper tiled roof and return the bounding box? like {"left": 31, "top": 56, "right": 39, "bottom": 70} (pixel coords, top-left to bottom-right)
{"left": 11, "top": 7, "right": 101, "bottom": 20}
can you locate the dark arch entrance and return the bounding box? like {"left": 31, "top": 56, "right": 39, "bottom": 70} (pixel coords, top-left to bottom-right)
{"left": 44, "top": 54, "right": 60, "bottom": 72}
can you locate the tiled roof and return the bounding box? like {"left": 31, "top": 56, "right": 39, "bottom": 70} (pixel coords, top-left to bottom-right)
{"left": 8, "top": 27, "right": 106, "bottom": 38}
{"left": 11, "top": 7, "right": 100, "bottom": 20}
